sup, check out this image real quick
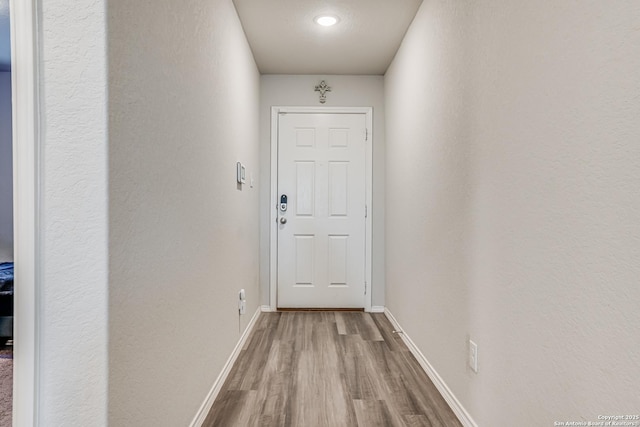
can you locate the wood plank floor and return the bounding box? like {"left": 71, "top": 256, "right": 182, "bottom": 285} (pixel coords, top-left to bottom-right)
{"left": 204, "top": 312, "right": 462, "bottom": 427}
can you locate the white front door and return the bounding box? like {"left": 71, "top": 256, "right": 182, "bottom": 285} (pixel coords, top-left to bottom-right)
{"left": 277, "top": 112, "right": 367, "bottom": 308}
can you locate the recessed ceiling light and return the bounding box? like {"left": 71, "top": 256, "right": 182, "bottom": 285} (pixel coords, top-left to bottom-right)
{"left": 315, "top": 15, "right": 339, "bottom": 27}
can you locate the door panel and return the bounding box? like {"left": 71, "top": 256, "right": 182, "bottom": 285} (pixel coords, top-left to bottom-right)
{"left": 294, "top": 235, "right": 314, "bottom": 286}
{"left": 295, "top": 162, "right": 315, "bottom": 216}
{"left": 277, "top": 113, "right": 366, "bottom": 308}
{"left": 329, "top": 161, "right": 349, "bottom": 216}
{"left": 328, "top": 235, "right": 348, "bottom": 286}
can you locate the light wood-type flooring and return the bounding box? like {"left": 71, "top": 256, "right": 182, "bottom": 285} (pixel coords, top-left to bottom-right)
{"left": 204, "top": 312, "right": 462, "bottom": 427}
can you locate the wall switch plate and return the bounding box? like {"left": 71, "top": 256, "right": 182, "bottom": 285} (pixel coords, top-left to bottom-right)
{"left": 236, "top": 162, "right": 246, "bottom": 184}
{"left": 469, "top": 340, "right": 478, "bottom": 373}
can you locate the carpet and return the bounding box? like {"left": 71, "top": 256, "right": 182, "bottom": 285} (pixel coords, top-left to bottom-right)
{"left": 0, "top": 345, "right": 12, "bottom": 427}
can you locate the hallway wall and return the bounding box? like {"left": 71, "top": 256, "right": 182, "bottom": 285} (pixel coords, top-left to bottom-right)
{"left": 259, "top": 75, "right": 385, "bottom": 308}
{"left": 0, "top": 72, "right": 11, "bottom": 262}
{"left": 385, "top": 0, "right": 640, "bottom": 425}
{"left": 37, "top": 1, "right": 109, "bottom": 424}
{"left": 107, "top": 1, "right": 260, "bottom": 426}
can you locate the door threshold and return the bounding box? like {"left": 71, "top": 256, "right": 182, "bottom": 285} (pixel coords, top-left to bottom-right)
{"left": 277, "top": 308, "right": 365, "bottom": 312}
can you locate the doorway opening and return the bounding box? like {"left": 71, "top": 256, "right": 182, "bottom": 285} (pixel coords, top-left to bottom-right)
{"left": 0, "top": 0, "right": 13, "bottom": 422}
{"left": 8, "top": 0, "right": 40, "bottom": 425}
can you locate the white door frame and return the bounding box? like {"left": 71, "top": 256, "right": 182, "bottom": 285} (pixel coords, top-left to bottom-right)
{"left": 11, "top": 0, "right": 40, "bottom": 425}
{"left": 269, "top": 106, "right": 373, "bottom": 312}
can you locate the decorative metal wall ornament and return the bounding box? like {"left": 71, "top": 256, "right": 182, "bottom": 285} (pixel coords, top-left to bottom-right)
{"left": 314, "top": 80, "right": 332, "bottom": 104}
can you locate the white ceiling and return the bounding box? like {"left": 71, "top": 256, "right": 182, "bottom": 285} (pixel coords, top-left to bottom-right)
{"left": 0, "top": 0, "right": 10, "bottom": 71}
{"left": 0, "top": 1, "right": 424, "bottom": 75}
{"left": 232, "top": 0, "right": 423, "bottom": 75}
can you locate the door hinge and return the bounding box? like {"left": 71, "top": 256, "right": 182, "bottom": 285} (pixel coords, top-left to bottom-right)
{"left": 364, "top": 281, "right": 367, "bottom": 294}
{"left": 365, "top": 204, "right": 368, "bottom": 218}
{"left": 365, "top": 128, "right": 369, "bottom": 141}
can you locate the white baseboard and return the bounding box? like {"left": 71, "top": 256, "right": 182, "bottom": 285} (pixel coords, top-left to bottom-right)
{"left": 383, "top": 308, "right": 478, "bottom": 427}
{"left": 261, "top": 305, "right": 276, "bottom": 312}
{"left": 189, "top": 307, "right": 262, "bottom": 427}
{"left": 370, "top": 305, "right": 385, "bottom": 313}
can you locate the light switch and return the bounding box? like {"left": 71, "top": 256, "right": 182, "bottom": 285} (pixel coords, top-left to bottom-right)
{"left": 236, "top": 162, "right": 246, "bottom": 184}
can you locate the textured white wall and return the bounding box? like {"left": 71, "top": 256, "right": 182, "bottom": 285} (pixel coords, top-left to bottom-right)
{"left": 108, "top": 0, "right": 260, "bottom": 425}
{"left": 0, "top": 72, "right": 11, "bottom": 261}
{"left": 38, "top": 0, "right": 109, "bottom": 425}
{"left": 385, "top": 0, "right": 640, "bottom": 425}
{"left": 259, "top": 75, "right": 385, "bottom": 308}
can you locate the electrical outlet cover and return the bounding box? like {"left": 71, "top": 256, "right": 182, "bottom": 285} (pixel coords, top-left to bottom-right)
{"left": 469, "top": 340, "right": 478, "bottom": 373}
